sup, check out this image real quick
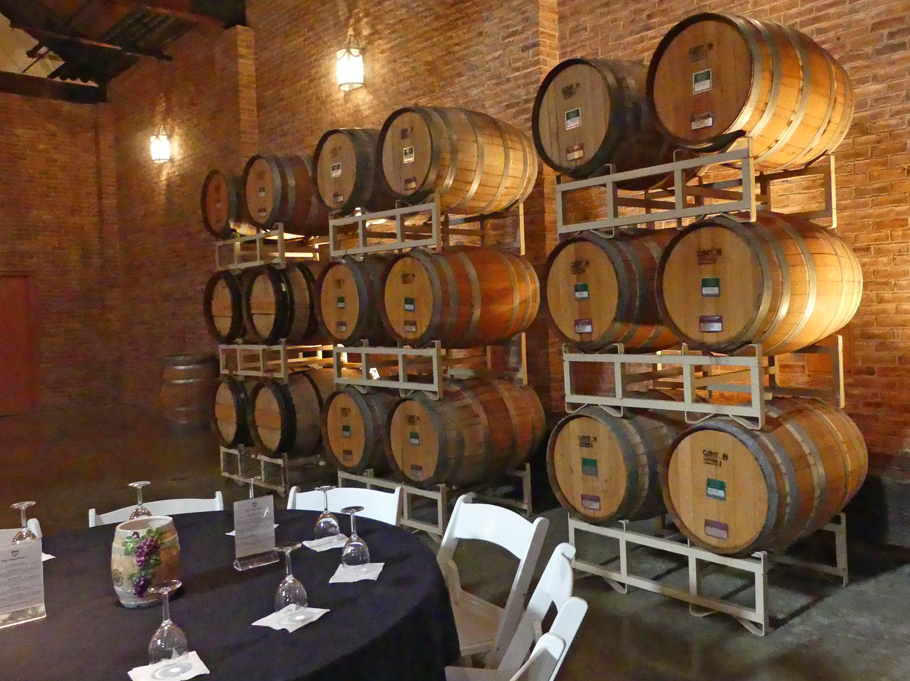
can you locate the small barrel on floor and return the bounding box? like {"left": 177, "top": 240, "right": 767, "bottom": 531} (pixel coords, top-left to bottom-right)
{"left": 212, "top": 375, "right": 253, "bottom": 447}
{"left": 661, "top": 397, "right": 868, "bottom": 556}
{"left": 161, "top": 355, "right": 219, "bottom": 430}
{"left": 322, "top": 387, "right": 396, "bottom": 475}
{"left": 242, "top": 153, "right": 329, "bottom": 236}
{"left": 313, "top": 128, "right": 395, "bottom": 216}
{"left": 201, "top": 169, "right": 242, "bottom": 239}
{"left": 317, "top": 255, "right": 394, "bottom": 346}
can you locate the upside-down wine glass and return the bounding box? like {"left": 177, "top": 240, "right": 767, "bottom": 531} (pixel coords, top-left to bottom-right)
{"left": 128, "top": 481, "right": 152, "bottom": 520}
{"left": 341, "top": 506, "right": 369, "bottom": 566}
{"left": 10, "top": 501, "right": 38, "bottom": 543}
{"left": 274, "top": 542, "right": 307, "bottom": 611}
{"left": 148, "top": 580, "right": 188, "bottom": 664}
{"left": 314, "top": 486, "right": 340, "bottom": 539}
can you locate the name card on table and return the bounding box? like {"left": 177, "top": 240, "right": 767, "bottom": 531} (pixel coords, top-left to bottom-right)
{"left": 0, "top": 540, "right": 46, "bottom": 629}
{"left": 233, "top": 496, "right": 279, "bottom": 571}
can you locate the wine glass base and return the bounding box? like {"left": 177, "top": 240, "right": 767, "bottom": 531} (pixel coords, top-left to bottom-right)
{"left": 234, "top": 550, "right": 279, "bottom": 572}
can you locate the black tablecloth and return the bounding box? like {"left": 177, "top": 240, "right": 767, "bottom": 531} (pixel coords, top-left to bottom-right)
{"left": 3, "top": 510, "right": 459, "bottom": 681}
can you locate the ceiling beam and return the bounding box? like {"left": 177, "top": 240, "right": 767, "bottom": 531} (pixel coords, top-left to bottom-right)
{"left": 105, "top": 0, "right": 245, "bottom": 28}
{"left": 0, "top": 71, "right": 106, "bottom": 104}
{"left": 11, "top": 24, "right": 173, "bottom": 62}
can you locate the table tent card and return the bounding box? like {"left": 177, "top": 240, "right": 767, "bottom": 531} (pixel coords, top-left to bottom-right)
{"left": 128, "top": 651, "right": 210, "bottom": 681}
{"left": 253, "top": 604, "right": 330, "bottom": 633}
{"left": 0, "top": 540, "right": 45, "bottom": 630}
{"left": 329, "top": 562, "right": 384, "bottom": 584}
{"left": 302, "top": 534, "right": 348, "bottom": 552}
{"left": 232, "top": 496, "right": 279, "bottom": 571}
{"left": 225, "top": 524, "right": 277, "bottom": 537}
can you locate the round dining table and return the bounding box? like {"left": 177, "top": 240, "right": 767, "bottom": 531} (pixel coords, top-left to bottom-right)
{"left": 2, "top": 510, "right": 460, "bottom": 681}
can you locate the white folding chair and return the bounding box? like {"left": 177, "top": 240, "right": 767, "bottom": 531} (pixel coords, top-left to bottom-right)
{"left": 0, "top": 518, "right": 43, "bottom": 543}
{"left": 287, "top": 485, "right": 401, "bottom": 526}
{"left": 437, "top": 495, "right": 549, "bottom": 667}
{"left": 446, "top": 633, "right": 566, "bottom": 681}
{"left": 88, "top": 491, "right": 224, "bottom": 527}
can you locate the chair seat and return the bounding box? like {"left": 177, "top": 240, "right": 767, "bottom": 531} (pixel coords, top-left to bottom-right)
{"left": 446, "top": 667, "right": 510, "bottom": 681}
{"left": 452, "top": 591, "right": 505, "bottom": 656}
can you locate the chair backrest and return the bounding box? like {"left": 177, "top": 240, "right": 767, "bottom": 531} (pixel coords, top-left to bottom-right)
{"left": 437, "top": 495, "right": 549, "bottom": 669}
{"left": 545, "top": 597, "right": 587, "bottom": 680}
{"left": 88, "top": 491, "right": 224, "bottom": 527}
{"left": 287, "top": 486, "right": 401, "bottom": 525}
{"left": 0, "top": 518, "right": 43, "bottom": 543}
{"left": 510, "top": 633, "right": 565, "bottom": 681}
{"left": 497, "top": 543, "right": 577, "bottom": 674}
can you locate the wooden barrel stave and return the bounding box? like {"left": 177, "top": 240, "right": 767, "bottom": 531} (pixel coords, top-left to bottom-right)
{"left": 322, "top": 387, "right": 396, "bottom": 475}
{"left": 212, "top": 376, "right": 253, "bottom": 447}
{"left": 545, "top": 230, "right": 679, "bottom": 352}
{"left": 203, "top": 270, "right": 247, "bottom": 343}
{"left": 318, "top": 255, "right": 394, "bottom": 345}
{"left": 201, "top": 169, "right": 241, "bottom": 239}
{"left": 647, "top": 13, "right": 854, "bottom": 170}
{"left": 661, "top": 397, "right": 868, "bottom": 556}
{"left": 656, "top": 212, "right": 862, "bottom": 355}
{"left": 161, "top": 355, "right": 219, "bottom": 429}
{"left": 382, "top": 247, "right": 539, "bottom": 348}
{"left": 314, "top": 128, "right": 394, "bottom": 216}
{"left": 242, "top": 153, "right": 327, "bottom": 235}
{"left": 379, "top": 107, "right": 537, "bottom": 215}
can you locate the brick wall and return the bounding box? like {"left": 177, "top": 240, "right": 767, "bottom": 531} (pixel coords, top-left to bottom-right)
{"left": 107, "top": 25, "right": 258, "bottom": 406}
{"left": 0, "top": 95, "right": 117, "bottom": 409}
{"left": 556, "top": 0, "right": 910, "bottom": 474}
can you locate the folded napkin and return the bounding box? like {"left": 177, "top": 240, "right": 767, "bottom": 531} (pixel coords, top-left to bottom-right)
{"left": 226, "top": 524, "right": 278, "bottom": 537}
{"left": 42, "top": 553, "right": 54, "bottom": 562}
{"left": 302, "top": 534, "right": 348, "bottom": 552}
{"left": 329, "top": 562, "right": 384, "bottom": 584}
{"left": 253, "top": 604, "right": 330, "bottom": 633}
{"left": 128, "top": 652, "right": 209, "bottom": 681}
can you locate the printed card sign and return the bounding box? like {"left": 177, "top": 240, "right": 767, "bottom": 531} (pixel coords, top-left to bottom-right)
{"left": 404, "top": 297, "right": 416, "bottom": 312}
{"left": 574, "top": 318, "right": 593, "bottom": 334}
{"left": 342, "top": 449, "right": 353, "bottom": 461}
{"left": 336, "top": 321, "right": 347, "bottom": 333}
{"left": 0, "top": 540, "right": 44, "bottom": 625}
{"left": 574, "top": 283, "right": 590, "bottom": 300}
{"left": 342, "top": 425, "right": 351, "bottom": 438}
{"left": 565, "top": 107, "right": 581, "bottom": 130}
{"left": 704, "top": 519, "right": 729, "bottom": 541}
{"left": 581, "top": 457, "right": 599, "bottom": 477}
{"left": 580, "top": 494, "right": 601, "bottom": 511}
{"left": 701, "top": 277, "right": 721, "bottom": 297}
{"left": 403, "top": 146, "right": 415, "bottom": 164}
{"left": 409, "top": 431, "right": 420, "bottom": 446}
{"left": 404, "top": 320, "right": 418, "bottom": 333}
{"left": 691, "top": 112, "right": 714, "bottom": 131}
{"left": 693, "top": 68, "right": 713, "bottom": 94}
{"left": 258, "top": 185, "right": 266, "bottom": 197}
{"left": 706, "top": 478, "right": 727, "bottom": 501}
{"left": 233, "top": 496, "right": 277, "bottom": 561}
{"left": 410, "top": 464, "right": 424, "bottom": 480}
{"left": 699, "top": 315, "right": 723, "bottom": 333}
{"left": 566, "top": 143, "right": 585, "bottom": 161}
{"left": 331, "top": 162, "right": 342, "bottom": 178}
{"left": 336, "top": 296, "right": 346, "bottom": 309}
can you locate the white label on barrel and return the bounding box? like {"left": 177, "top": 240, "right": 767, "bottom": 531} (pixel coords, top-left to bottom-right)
{"left": 409, "top": 431, "right": 420, "bottom": 446}
{"left": 331, "top": 162, "right": 342, "bottom": 178}
{"left": 691, "top": 112, "right": 714, "bottom": 130}
{"left": 404, "top": 297, "right": 415, "bottom": 312}
{"left": 403, "top": 146, "right": 415, "bottom": 164}
{"left": 410, "top": 464, "right": 424, "bottom": 479}
{"left": 693, "top": 68, "right": 712, "bottom": 94}
{"left": 336, "top": 296, "right": 346, "bottom": 309}
{"left": 336, "top": 321, "right": 347, "bottom": 332}
{"left": 258, "top": 185, "right": 266, "bottom": 197}
{"left": 565, "top": 108, "right": 581, "bottom": 130}
{"left": 333, "top": 192, "right": 344, "bottom": 203}
{"left": 580, "top": 494, "right": 601, "bottom": 511}
{"left": 701, "top": 277, "right": 721, "bottom": 297}
{"left": 342, "top": 449, "right": 353, "bottom": 461}
{"left": 704, "top": 519, "right": 729, "bottom": 541}
{"left": 699, "top": 315, "right": 723, "bottom": 333}
{"left": 574, "top": 318, "right": 593, "bottom": 334}
{"left": 566, "top": 143, "right": 584, "bottom": 161}
{"left": 404, "top": 320, "right": 418, "bottom": 333}
{"left": 404, "top": 177, "right": 418, "bottom": 191}
{"left": 258, "top": 207, "right": 267, "bottom": 218}
{"left": 574, "top": 283, "right": 589, "bottom": 300}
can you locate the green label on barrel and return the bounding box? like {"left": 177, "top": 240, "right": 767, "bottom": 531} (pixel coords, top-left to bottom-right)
{"left": 336, "top": 296, "right": 346, "bottom": 309}
{"left": 574, "top": 283, "right": 590, "bottom": 300}
{"left": 693, "top": 68, "right": 712, "bottom": 94}
{"left": 581, "top": 457, "right": 598, "bottom": 477}
{"left": 404, "top": 297, "right": 415, "bottom": 312}
{"left": 706, "top": 478, "right": 726, "bottom": 500}
{"left": 409, "top": 431, "right": 420, "bottom": 446}
{"left": 342, "top": 425, "right": 351, "bottom": 438}
{"left": 701, "top": 277, "right": 720, "bottom": 297}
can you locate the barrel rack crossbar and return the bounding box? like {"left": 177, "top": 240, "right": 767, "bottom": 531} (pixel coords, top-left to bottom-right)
{"left": 568, "top": 512, "right": 849, "bottom": 636}
{"left": 220, "top": 445, "right": 323, "bottom": 497}
{"left": 563, "top": 336, "right": 844, "bottom": 430}
{"left": 555, "top": 142, "right": 836, "bottom": 237}
{"left": 215, "top": 223, "right": 326, "bottom": 271}
{"left": 219, "top": 343, "right": 334, "bottom": 381}
{"left": 337, "top": 466, "right": 533, "bottom": 540}
{"left": 328, "top": 195, "right": 526, "bottom": 258}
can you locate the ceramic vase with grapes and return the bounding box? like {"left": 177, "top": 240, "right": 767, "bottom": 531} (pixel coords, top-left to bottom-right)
{"left": 111, "top": 516, "right": 181, "bottom": 608}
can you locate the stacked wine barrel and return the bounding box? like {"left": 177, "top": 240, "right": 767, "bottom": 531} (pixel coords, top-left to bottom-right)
{"left": 541, "top": 12, "right": 867, "bottom": 556}
{"left": 317, "top": 105, "right": 546, "bottom": 490}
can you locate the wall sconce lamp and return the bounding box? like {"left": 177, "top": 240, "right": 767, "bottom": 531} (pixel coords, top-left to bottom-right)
{"left": 150, "top": 125, "right": 171, "bottom": 163}
{"left": 337, "top": 36, "right": 364, "bottom": 92}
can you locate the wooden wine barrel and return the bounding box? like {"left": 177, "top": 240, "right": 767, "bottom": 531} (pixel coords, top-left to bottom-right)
{"left": 212, "top": 376, "right": 253, "bottom": 447}
{"left": 160, "top": 355, "right": 218, "bottom": 429}
{"left": 247, "top": 368, "right": 337, "bottom": 457}
{"left": 533, "top": 59, "right": 678, "bottom": 189}
{"left": 241, "top": 262, "right": 325, "bottom": 345}
{"left": 547, "top": 396, "right": 684, "bottom": 523}
{"left": 381, "top": 247, "right": 539, "bottom": 348}
{"left": 545, "top": 230, "right": 679, "bottom": 352}
{"left": 203, "top": 270, "right": 247, "bottom": 343}
{"left": 201, "top": 169, "right": 241, "bottom": 239}
{"left": 317, "top": 255, "right": 394, "bottom": 345}
{"left": 386, "top": 379, "right": 545, "bottom": 488}
{"left": 313, "top": 128, "right": 394, "bottom": 215}
{"left": 656, "top": 212, "right": 862, "bottom": 355}
{"left": 322, "top": 387, "right": 396, "bottom": 474}
{"left": 242, "top": 154, "right": 329, "bottom": 235}
{"left": 661, "top": 397, "right": 868, "bottom": 556}
{"left": 647, "top": 13, "right": 854, "bottom": 170}
{"left": 379, "top": 106, "right": 537, "bottom": 214}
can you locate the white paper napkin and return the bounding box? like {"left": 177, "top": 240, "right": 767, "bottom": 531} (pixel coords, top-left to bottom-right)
{"left": 127, "top": 651, "right": 209, "bottom": 681}
{"left": 42, "top": 553, "right": 54, "bottom": 562}
{"left": 253, "top": 604, "right": 330, "bottom": 632}
{"left": 302, "top": 534, "right": 348, "bottom": 552}
{"left": 226, "top": 524, "right": 278, "bottom": 537}
{"left": 329, "top": 562, "right": 384, "bottom": 584}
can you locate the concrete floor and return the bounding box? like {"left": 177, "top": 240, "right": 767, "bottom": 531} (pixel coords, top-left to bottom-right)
{"left": 4, "top": 406, "right": 910, "bottom": 680}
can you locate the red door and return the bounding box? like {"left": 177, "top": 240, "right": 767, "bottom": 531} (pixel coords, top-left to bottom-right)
{"left": 0, "top": 275, "right": 38, "bottom": 415}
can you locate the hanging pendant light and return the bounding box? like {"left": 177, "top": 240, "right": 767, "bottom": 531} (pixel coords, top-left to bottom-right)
{"left": 150, "top": 125, "right": 171, "bottom": 163}
{"left": 336, "top": 36, "right": 364, "bottom": 92}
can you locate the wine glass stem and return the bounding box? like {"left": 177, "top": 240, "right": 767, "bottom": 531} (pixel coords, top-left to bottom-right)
{"left": 350, "top": 513, "right": 357, "bottom": 538}
{"left": 284, "top": 552, "right": 292, "bottom": 578}
{"left": 322, "top": 490, "right": 329, "bottom": 513}
{"left": 19, "top": 509, "right": 27, "bottom": 530}
{"left": 136, "top": 488, "right": 143, "bottom": 506}
{"left": 161, "top": 593, "right": 171, "bottom": 625}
